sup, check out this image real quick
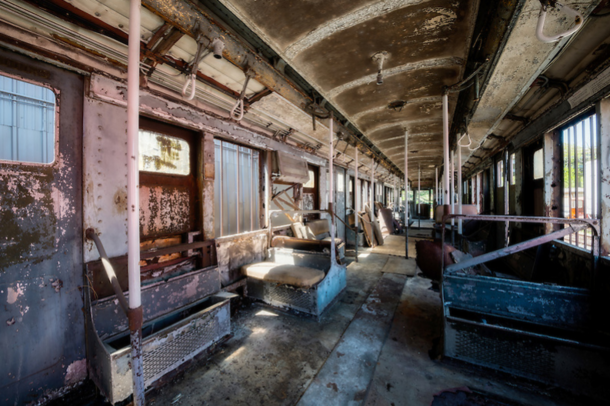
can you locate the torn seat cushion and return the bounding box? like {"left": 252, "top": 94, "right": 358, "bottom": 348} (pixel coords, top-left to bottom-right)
{"left": 415, "top": 240, "right": 456, "bottom": 281}
{"left": 242, "top": 262, "right": 325, "bottom": 288}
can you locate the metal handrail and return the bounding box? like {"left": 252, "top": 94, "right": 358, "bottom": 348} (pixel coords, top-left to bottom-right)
{"left": 440, "top": 215, "right": 600, "bottom": 278}
{"left": 86, "top": 228, "right": 129, "bottom": 316}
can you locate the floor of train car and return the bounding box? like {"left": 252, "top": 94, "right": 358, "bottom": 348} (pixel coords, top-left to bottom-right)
{"left": 52, "top": 229, "right": 590, "bottom": 406}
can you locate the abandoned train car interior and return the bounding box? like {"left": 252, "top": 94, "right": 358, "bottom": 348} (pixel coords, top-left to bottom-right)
{"left": 2, "top": 0, "right": 610, "bottom": 405}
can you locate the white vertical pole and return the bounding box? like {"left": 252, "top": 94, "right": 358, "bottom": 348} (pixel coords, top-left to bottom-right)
{"left": 371, "top": 160, "right": 375, "bottom": 222}
{"left": 504, "top": 149, "right": 510, "bottom": 246}
{"left": 435, "top": 167, "right": 439, "bottom": 206}
{"left": 329, "top": 114, "right": 336, "bottom": 265}
{"left": 127, "top": 0, "right": 144, "bottom": 404}
{"left": 393, "top": 175, "right": 397, "bottom": 213}
{"left": 458, "top": 145, "right": 463, "bottom": 235}
{"left": 418, "top": 164, "right": 421, "bottom": 227}
{"left": 450, "top": 150, "right": 455, "bottom": 229}
{"left": 597, "top": 99, "right": 610, "bottom": 256}
{"left": 443, "top": 93, "right": 450, "bottom": 205}
{"left": 355, "top": 147, "right": 359, "bottom": 257}
{"left": 404, "top": 131, "right": 409, "bottom": 258}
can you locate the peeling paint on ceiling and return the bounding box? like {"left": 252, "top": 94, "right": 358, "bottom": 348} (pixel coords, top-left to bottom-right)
{"left": 215, "top": 0, "right": 480, "bottom": 184}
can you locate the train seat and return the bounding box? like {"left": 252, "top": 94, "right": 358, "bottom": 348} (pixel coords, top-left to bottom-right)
{"left": 242, "top": 262, "right": 325, "bottom": 288}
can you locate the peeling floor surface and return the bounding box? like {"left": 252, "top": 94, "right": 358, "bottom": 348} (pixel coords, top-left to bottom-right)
{"left": 145, "top": 247, "right": 592, "bottom": 406}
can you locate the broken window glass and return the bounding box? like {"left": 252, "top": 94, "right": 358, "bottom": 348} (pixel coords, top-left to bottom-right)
{"left": 139, "top": 130, "right": 190, "bottom": 175}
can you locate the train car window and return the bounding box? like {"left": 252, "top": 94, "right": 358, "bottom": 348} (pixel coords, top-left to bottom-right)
{"left": 533, "top": 149, "right": 543, "bottom": 180}
{"left": 214, "top": 139, "right": 261, "bottom": 237}
{"left": 561, "top": 114, "right": 599, "bottom": 249}
{"left": 510, "top": 153, "right": 516, "bottom": 185}
{"left": 139, "top": 130, "right": 190, "bottom": 175}
{"left": 337, "top": 171, "right": 344, "bottom": 192}
{"left": 496, "top": 160, "right": 504, "bottom": 187}
{"left": 0, "top": 74, "right": 56, "bottom": 164}
{"left": 304, "top": 169, "right": 315, "bottom": 188}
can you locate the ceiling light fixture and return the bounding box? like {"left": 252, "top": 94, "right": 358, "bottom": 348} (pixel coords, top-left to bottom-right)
{"left": 372, "top": 51, "right": 388, "bottom": 86}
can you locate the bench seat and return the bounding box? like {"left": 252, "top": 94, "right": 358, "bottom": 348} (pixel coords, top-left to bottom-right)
{"left": 242, "top": 262, "right": 325, "bottom": 288}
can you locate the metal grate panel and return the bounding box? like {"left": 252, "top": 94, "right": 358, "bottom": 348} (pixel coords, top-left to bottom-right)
{"left": 265, "top": 283, "right": 316, "bottom": 314}
{"left": 454, "top": 329, "right": 554, "bottom": 378}
{"left": 141, "top": 307, "right": 227, "bottom": 384}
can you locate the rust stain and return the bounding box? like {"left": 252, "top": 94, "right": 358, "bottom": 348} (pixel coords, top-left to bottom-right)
{"left": 326, "top": 382, "right": 339, "bottom": 392}
{"left": 0, "top": 168, "right": 57, "bottom": 272}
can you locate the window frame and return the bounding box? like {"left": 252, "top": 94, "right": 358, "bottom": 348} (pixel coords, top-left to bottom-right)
{"left": 0, "top": 72, "right": 59, "bottom": 167}
{"left": 559, "top": 112, "right": 599, "bottom": 249}
{"left": 496, "top": 159, "right": 504, "bottom": 188}
{"left": 214, "top": 138, "right": 262, "bottom": 237}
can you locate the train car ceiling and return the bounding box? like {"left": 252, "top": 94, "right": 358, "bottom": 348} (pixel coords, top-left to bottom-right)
{"left": 1, "top": 0, "right": 610, "bottom": 404}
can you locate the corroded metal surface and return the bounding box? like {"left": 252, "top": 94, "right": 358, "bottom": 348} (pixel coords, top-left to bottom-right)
{"left": 216, "top": 229, "right": 268, "bottom": 285}
{"left": 0, "top": 49, "right": 85, "bottom": 404}
{"left": 216, "top": 0, "right": 479, "bottom": 184}
{"left": 91, "top": 266, "right": 220, "bottom": 338}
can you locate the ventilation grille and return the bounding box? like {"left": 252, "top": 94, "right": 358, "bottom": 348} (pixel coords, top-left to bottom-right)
{"left": 142, "top": 308, "right": 227, "bottom": 384}
{"left": 265, "top": 284, "right": 316, "bottom": 314}
{"left": 454, "top": 329, "right": 554, "bottom": 378}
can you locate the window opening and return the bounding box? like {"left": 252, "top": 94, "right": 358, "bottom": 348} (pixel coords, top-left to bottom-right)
{"left": 562, "top": 114, "right": 598, "bottom": 249}
{"left": 497, "top": 160, "right": 504, "bottom": 187}
{"left": 139, "top": 130, "right": 190, "bottom": 175}
{"left": 0, "top": 74, "right": 56, "bottom": 164}
{"left": 510, "top": 153, "right": 516, "bottom": 185}
{"left": 533, "top": 149, "right": 543, "bottom": 180}
{"left": 337, "top": 171, "right": 344, "bottom": 192}
{"left": 304, "top": 169, "right": 315, "bottom": 188}
{"left": 214, "top": 139, "right": 260, "bottom": 237}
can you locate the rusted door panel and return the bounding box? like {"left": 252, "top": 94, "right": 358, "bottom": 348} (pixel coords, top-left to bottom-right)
{"left": 139, "top": 117, "right": 199, "bottom": 240}
{"left": 0, "top": 49, "right": 84, "bottom": 404}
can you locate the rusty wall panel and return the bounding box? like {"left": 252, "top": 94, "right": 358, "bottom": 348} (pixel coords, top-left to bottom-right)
{"left": 83, "top": 97, "right": 128, "bottom": 262}
{"left": 201, "top": 132, "right": 215, "bottom": 240}
{"left": 0, "top": 49, "right": 85, "bottom": 405}
{"left": 139, "top": 185, "right": 192, "bottom": 238}
{"left": 91, "top": 267, "right": 220, "bottom": 338}
{"left": 216, "top": 230, "right": 268, "bottom": 286}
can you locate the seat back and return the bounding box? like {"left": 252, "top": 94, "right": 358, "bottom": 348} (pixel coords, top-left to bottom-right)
{"left": 306, "top": 219, "right": 330, "bottom": 240}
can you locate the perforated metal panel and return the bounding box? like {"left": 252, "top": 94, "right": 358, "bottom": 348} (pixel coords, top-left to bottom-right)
{"left": 143, "top": 308, "right": 228, "bottom": 384}
{"left": 453, "top": 329, "right": 554, "bottom": 379}
{"left": 265, "top": 283, "right": 316, "bottom": 313}
{"left": 248, "top": 279, "right": 317, "bottom": 314}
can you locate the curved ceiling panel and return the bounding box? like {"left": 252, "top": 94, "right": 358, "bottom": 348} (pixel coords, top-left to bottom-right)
{"left": 218, "top": 0, "right": 479, "bottom": 184}
{"left": 292, "top": 0, "right": 476, "bottom": 91}
{"left": 216, "top": 0, "right": 378, "bottom": 51}
{"left": 356, "top": 100, "right": 443, "bottom": 132}
{"left": 334, "top": 66, "right": 460, "bottom": 117}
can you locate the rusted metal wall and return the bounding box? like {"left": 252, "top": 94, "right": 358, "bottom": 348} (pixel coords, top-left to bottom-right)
{"left": 139, "top": 185, "right": 193, "bottom": 237}
{"left": 201, "top": 131, "right": 215, "bottom": 240}
{"left": 216, "top": 230, "right": 268, "bottom": 286}
{"left": 83, "top": 97, "right": 129, "bottom": 262}
{"left": 0, "top": 49, "right": 85, "bottom": 405}
{"left": 543, "top": 130, "right": 562, "bottom": 234}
